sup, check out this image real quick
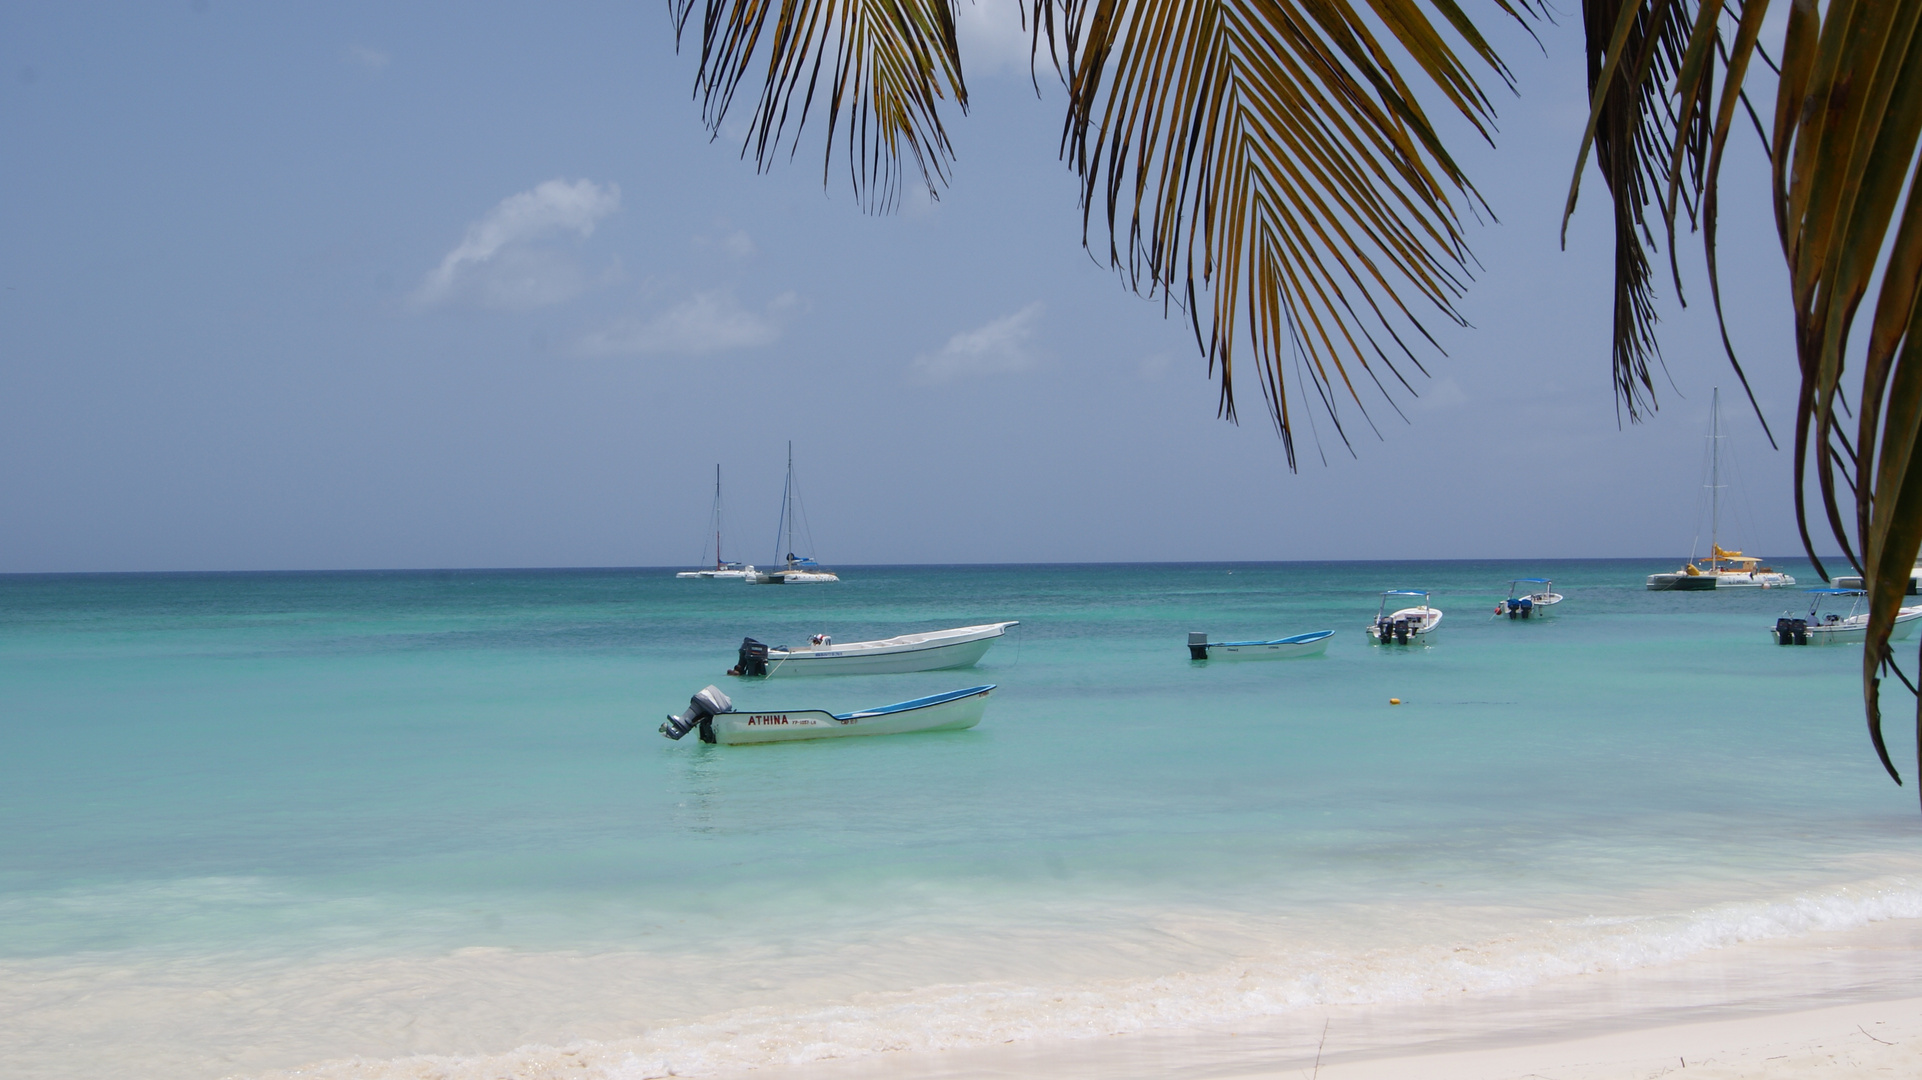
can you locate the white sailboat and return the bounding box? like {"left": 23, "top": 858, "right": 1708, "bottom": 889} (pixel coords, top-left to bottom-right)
{"left": 1646, "top": 389, "right": 1796, "bottom": 591}
{"left": 745, "top": 443, "right": 839, "bottom": 584}
{"left": 675, "top": 465, "right": 750, "bottom": 579}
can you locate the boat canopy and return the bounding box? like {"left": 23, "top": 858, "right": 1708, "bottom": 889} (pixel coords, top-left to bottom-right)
{"left": 1382, "top": 589, "right": 1430, "bottom": 597}
{"left": 1510, "top": 578, "right": 1550, "bottom": 585}
{"left": 1805, "top": 587, "right": 1866, "bottom": 595}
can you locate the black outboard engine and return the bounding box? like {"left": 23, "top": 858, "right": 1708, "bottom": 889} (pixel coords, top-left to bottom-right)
{"left": 731, "top": 637, "right": 770, "bottom": 677}
{"left": 662, "top": 684, "right": 733, "bottom": 742}
{"left": 1393, "top": 617, "right": 1410, "bottom": 644}
{"left": 1775, "top": 617, "right": 1810, "bottom": 645}
{"left": 1188, "top": 632, "right": 1211, "bottom": 661}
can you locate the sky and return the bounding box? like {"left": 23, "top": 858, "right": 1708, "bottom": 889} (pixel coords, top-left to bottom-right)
{"left": 0, "top": 2, "right": 1829, "bottom": 572}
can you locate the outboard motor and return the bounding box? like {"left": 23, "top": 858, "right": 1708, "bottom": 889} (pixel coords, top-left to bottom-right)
{"left": 730, "top": 637, "right": 770, "bottom": 677}
{"left": 1188, "top": 631, "right": 1211, "bottom": 660}
{"left": 661, "top": 684, "right": 733, "bottom": 742}
{"left": 1775, "top": 617, "right": 1811, "bottom": 645}
{"left": 1791, "top": 617, "right": 1808, "bottom": 644}
{"left": 1393, "top": 617, "right": 1410, "bottom": 644}
{"left": 1519, "top": 597, "right": 1533, "bottom": 619}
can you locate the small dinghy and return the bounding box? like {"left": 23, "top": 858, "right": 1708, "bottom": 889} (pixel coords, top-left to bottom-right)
{"left": 660, "top": 684, "right": 994, "bottom": 745}
{"left": 1367, "top": 590, "right": 1442, "bottom": 644}
{"left": 1187, "top": 629, "right": 1333, "bottom": 660}
{"left": 729, "top": 622, "right": 1017, "bottom": 677}
{"left": 1771, "top": 589, "right": 1922, "bottom": 646}
{"left": 1494, "top": 578, "right": 1563, "bottom": 619}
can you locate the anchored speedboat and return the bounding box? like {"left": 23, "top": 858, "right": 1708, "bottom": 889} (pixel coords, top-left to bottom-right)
{"left": 728, "top": 622, "right": 1017, "bottom": 677}
{"left": 1494, "top": 578, "right": 1563, "bottom": 619}
{"left": 660, "top": 684, "right": 994, "bottom": 745}
{"left": 1368, "top": 590, "right": 1442, "bottom": 644}
{"left": 1771, "top": 589, "right": 1922, "bottom": 646}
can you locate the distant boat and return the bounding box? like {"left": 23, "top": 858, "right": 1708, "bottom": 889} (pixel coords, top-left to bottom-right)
{"left": 1186, "top": 629, "right": 1333, "bottom": 660}
{"left": 1495, "top": 578, "right": 1563, "bottom": 619}
{"left": 1368, "top": 590, "right": 1442, "bottom": 643}
{"left": 746, "top": 443, "right": 839, "bottom": 584}
{"left": 1771, "top": 589, "right": 1922, "bottom": 646}
{"left": 660, "top": 684, "right": 993, "bottom": 745}
{"left": 675, "top": 465, "right": 750, "bottom": 579}
{"left": 1647, "top": 389, "right": 1796, "bottom": 590}
{"left": 730, "top": 622, "right": 1018, "bottom": 677}
{"left": 1832, "top": 564, "right": 1922, "bottom": 595}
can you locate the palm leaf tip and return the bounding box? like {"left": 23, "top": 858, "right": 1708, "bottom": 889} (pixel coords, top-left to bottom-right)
{"left": 674, "top": 0, "right": 971, "bottom": 209}
{"left": 1035, "top": 0, "right": 1527, "bottom": 463}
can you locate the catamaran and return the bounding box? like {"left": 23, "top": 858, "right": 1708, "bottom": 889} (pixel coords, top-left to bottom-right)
{"left": 660, "top": 683, "right": 994, "bottom": 744}
{"left": 675, "top": 465, "right": 750, "bottom": 579}
{"left": 746, "top": 443, "right": 839, "bottom": 584}
{"left": 729, "top": 622, "right": 1018, "bottom": 677}
{"left": 1647, "top": 389, "right": 1795, "bottom": 590}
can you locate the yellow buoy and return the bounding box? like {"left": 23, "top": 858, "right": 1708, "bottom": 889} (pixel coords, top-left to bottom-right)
{"left": 1389, "top": 698, "right": 1402, "bottom": 705}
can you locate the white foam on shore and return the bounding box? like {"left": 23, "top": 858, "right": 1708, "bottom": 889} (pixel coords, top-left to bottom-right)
{"left": 26, "top": 868, "right": 1891, "bottom": 1076}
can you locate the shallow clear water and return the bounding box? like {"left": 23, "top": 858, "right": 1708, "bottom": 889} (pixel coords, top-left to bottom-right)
{"left": 3, "top": 562, "right": 1919, "bottom": 1078}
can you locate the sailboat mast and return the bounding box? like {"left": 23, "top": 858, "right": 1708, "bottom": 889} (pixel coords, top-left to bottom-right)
{"left": 1709, "top": 388, "right": 1723, "bottom": 562}
{"left": 714, "top": 464, "right": 724, "bottom": 569}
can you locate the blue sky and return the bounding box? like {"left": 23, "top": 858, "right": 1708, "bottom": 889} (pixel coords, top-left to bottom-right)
{"left": 0, "top": 2, "right": 1819, "bottom": 571}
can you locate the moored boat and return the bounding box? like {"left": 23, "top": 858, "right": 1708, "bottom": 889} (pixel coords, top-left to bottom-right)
{"left": 1494, "top": 578, "right": 1563, "bottom": 619}
{"left": 1186, "top": 629, "right": 1333, "bottom": 660}
{"left": 676, "top": 465, "right": 750, "bottom": 579}
{"left": 1770, "top": 589, "right": 1922, "bottom": 646}
{"left": 1368, "top": 590, "right": 1442, "bottom": 643}
{"left": 746, "top": 444, "right": 839, "bottom": 584}
{"left": 660, "top": 684, "right": 994, "bottom": 745}
{"left": 730, "top": 622, "right": 1018, "bottom": 677}
{"left": 1646, "top": 390, "right": 1795, "bottom": 590}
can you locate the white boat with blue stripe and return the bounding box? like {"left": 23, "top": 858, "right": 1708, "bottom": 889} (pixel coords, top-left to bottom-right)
{"left": 661, "top": 684, "right": 995, "bottom": 745}
{"left": 1187, "top": 629, "right": 1333, "bottom": 660}
{"left": 730, "top": 622, "right": 1017, "bottom": 677}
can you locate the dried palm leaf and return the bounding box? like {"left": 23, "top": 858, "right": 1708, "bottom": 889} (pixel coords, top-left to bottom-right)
{"left": 1031, "top": 0, "right": 1540, "bottom": 465}
{"left": 1573, "top": 0, "right": 1922, "bottom": 805}
{"left": 673, "top": 0, "right": 968, "bottom": 210}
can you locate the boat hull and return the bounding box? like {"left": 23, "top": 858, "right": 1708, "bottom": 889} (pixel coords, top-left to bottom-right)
{"left": 1647, "top": 573, "right": 1717, "bottom": 591}
{"left": 1197, "top": 631, "right": 1333, "bottom": 660}
{"left": 1367, "top": 607, "right": 1442, "bottom": 642}
{"left": 1777, "top": 609, "right": 1922, "bottom": 645}
{"left": 710, "top": 686, "right": 993, "bottom": 744}
{"left": 761, "top": 623, "right": 1014, "bottom": 676}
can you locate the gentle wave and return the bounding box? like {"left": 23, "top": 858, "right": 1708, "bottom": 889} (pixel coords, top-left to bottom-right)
{"left": 247, "top": 876, "right": 1922, "bottom": 1079}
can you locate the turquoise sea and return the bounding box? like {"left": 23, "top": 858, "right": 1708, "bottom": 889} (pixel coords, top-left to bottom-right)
{"left": 4, "top": 561, "right": 1921, "bottom": 1078}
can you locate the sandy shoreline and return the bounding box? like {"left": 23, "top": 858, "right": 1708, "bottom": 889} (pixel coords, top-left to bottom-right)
{"left": 1303, "top": 997, "right": 1922, "bottom": 1079}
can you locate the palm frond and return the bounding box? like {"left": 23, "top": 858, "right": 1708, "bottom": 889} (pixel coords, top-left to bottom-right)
{"left": 1032, "top": 0, "right": 1538, "bottom": 466}
{"left": 1572, "top": 0, "right": 1922, "bottom": 804}
{"left": 673, "top": 0, "right": 968, "bottom": 210}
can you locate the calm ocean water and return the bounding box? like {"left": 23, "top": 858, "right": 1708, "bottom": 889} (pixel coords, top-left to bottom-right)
{"left": 4, "top": 561, "right": 1921, "bottom": 1078}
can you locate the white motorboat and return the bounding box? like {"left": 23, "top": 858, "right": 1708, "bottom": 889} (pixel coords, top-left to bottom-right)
{"left": 1771, "top": 589, "right": 1922, "bottom": 646}
{"left": 1187, "top": 629, "right": 1333, "bottom": 660}
{"left": 661, "top": 684, "right": 994, "bottom": 745}
{"left": 746, "top": 443, "right": 840, "bottom": 584}
{"left": 1368, "top": 590, "right": 1442, "bottom": 643}
{"left": 1647, "top": 390, "right": 1796, "bottom": 590}
{"left": 1494, "top": 578, "right": 1563, "bottom": 619}
{"left": 1832, "top": 564, "right": 1922, "bottom": 595}
{"left": 730, "top": 622, "right": 1018, "bottom": 677}
{"left": 676, "top": 465, "right": 751, "bottom": 579}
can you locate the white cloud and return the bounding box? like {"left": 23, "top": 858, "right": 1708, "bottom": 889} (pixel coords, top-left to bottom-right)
{"left": 414, "top": 179, "right": 620, "bottom": 309}
{"left": 347, "top": 45, "right": 390, "bottom": 70}
{"left": 579, "top": 291, "right": 797, "bottom": 356}
{"left": 913, "top": 302, "right": 1044, "bottom": 381}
